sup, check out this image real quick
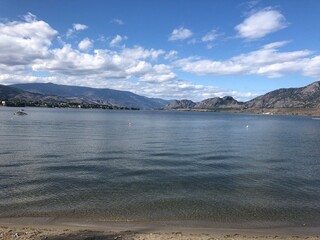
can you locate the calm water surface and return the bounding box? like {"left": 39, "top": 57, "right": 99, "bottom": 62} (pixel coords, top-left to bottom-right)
{"left": 0, "top": 107, "right": 320, "bottom": 225}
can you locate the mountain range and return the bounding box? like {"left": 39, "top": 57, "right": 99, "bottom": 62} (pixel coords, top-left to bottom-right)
{"left": 1, "top": 83, "right": 169, "bottom": 109}
{"left": 1, "top": 81, "right": 320, "bottom": 115}
{"left": 164, "top": 81, "right": 320, "bottom": 115}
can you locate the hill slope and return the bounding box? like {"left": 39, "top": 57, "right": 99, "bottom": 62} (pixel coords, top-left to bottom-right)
{"left": 0, "top": 84, "right": 24, "bottom": 99}
{"left": 3, "top": 81, "right": 320, "bottom": 114}
{"left": 245, "top": 81, "right": 320, "bottom": 109}
{"left": 194, "top": 96, "right": 243, "bottom": 109}
{"left": 164, "top": 99, "right": 196, "bottom": 109}
{"left": 165, "top": 96, "right": 243, "bottom": 110}
{"left": 0, "top": 84, "right": 84, "bottom": 105}
{"left": 164, "top": 81, "right": 320, "bottom": 115}
{"left": 12, "top": 83, "right": 169, "bottom": 109}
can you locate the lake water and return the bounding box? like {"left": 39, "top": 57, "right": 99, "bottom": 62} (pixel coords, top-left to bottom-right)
{"left": 0, "top": 107, "right": 320, "bottom": 226}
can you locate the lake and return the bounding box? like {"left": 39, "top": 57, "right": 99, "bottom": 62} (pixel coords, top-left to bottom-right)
{"left": 0, "top": 107, "right": 319, "bottom": 227}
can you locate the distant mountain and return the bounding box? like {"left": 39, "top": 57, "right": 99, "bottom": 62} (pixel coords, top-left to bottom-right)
{"left": 165, "top": 96, "right": 242, "bottom": 110}
{"left": 11, "top": 83, "right": 169, "bottom": 109}
{"left": 164, "top": 81, "right": 320, "bottom": 115}
{"left": 3, "top": 81, "right": 320, "bottom": 115}
{"left": 0, "top": 84, "right": 92, "bottom": 106}
{"left": 245, "top": 81, "right": 320, "bottom": 109}
{"left": 164, "top": 99, "right": 196, "bottom": 109}
{"left": 0, "top": 84, "right": 66, "bottom": 103}
{"left": 0, "top": 84, "right": 24, "bottom": 99}
{"left": 194, "top": 96, "right": 243, "bottom": 109}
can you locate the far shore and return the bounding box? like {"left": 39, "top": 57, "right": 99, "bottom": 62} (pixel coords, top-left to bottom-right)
{"left": 163, "top": 107, "right": 320, "bottom": 117}
{"left": 2, "top": 105, "right": 320, "bottom": 117}
{"left": 1, "top": 217, "right": 320, "bottom": 240}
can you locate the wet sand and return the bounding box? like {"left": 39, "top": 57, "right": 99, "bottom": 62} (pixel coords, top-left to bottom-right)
{"left": 0, "top": 218, "right": 319, "bottom": 240}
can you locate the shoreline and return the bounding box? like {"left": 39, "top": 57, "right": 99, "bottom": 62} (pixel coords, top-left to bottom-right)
{"left": 163, "top": 108, "right": 320, "bottom": 117}
{"left": 1, "top": 217, "right": 320, "bottom": 239}
{"left": 2, "top": 105, "right": 320, "bottom": 117}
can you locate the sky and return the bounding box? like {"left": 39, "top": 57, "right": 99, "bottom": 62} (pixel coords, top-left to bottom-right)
{"left": 1, "top": 0, "right": 320, "bottom": 101}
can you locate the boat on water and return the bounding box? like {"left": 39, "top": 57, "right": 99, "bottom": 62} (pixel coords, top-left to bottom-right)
{"left": 14, "top": 109, "right": 28, "bottom": 116}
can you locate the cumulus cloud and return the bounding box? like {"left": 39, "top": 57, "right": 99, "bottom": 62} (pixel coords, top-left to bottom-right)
{"left": 175, "top": 57, "right": 246, "bottom": 76}
{"left": 174, "top": 41, "right": 320, "bottom": 78}
{"left": 169, "top": 27, "right": 193, "bottom": 41}
{"left": 73, "top": 23, "right": 88, "bottom": 31}
{"left": 121, "top": 46, "right": 164, "bottom": 60}
{"left": 78, "top": 38, "right": 93, "bottom": 51}
{"left": 235, "top": 8, "right": 287, "bottom": 40}
{"left": 33, "top": 45, "right": 126, "bottom": 77}
{"left": 31, "top": 44, "right": 171, "bottom": 86}
{"left": 66, "top": 23, "right": 88, "bottom": 38}
{"left": 109, "top": 35, "right": 127, "bottom": 47}
{"left": 0, "top": 73, "right": 57, "bottom": 85}
{"left": 140, "top": 64, "right": 176, "bottom": 83}
{"left": 0, "top": 13, "right": 57, "bottom": 66}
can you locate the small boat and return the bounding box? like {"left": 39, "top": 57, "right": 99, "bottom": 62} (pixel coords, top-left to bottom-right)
{"left": 14, "top": 109, "right": 28, "bottom": 116}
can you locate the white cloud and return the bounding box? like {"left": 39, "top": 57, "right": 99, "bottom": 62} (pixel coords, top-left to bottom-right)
{"left": 169, "top": 27, "right": 193, "bottom": 41}
{"left": 136, "top": 78, "right": 256, "bottom": 101}
{"left": 262, "top": 41, "right": 289, "bottom": 49}
{"left": 235, "top": 9, "right": 287, "bottom": 40}
{"left": 0, "top": 13, "right": 57, "bottom": 66}
{"left": 109, "top": 35, "right": 127, "bottom": 47}
{"left": 0, "top": 73, "right": 57, "bottom": 85}
{"left": 32, "top": 45, "right": 124, "bottom": 77}
{"left": 140, "top": 64, "right": 176, "bottom": 83}
{"left": 111, "top": 18, "right": 124, "bottom": 25}
{"left": 78, "top": 38, "right": 93, "bottom": 51}
{"left": 302, "top": 56, "right": 320, "bottom": 78}
{"left": 121, "top": 46, "right": 164, "bottom": 60}
{"left": 202, "top": 30, "right": 218, "bottom": 42}
{"left": 73, "top": 23, "right": 88, "bottom": 31}
{"left": 174, "top": 41, "right": 317, "bottom": 78}
{"left": 66, "top": 23, "right": 88, "bottom": 38}
{"left": 30, "top": 44, "right": 170, "bottom": 86}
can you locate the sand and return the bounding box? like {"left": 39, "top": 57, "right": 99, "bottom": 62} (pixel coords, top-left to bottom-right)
{"left": 0, "top": 218, "right": 319, "bottom": 240}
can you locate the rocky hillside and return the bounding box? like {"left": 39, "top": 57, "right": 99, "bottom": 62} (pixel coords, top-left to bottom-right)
{"left": 165, "top": 81, "right": 320, "bottom": 112}
{"left": 164, "top": 99, "right": 196, "bottom": 109}
{"left": 165, "top": 96, "right": 243, "bottom": 110}
{"left": 245, "top": 81, "right": 320, "bottom": 109}
{"left": 194, "top": 96, "right": 243, "bottom": 109}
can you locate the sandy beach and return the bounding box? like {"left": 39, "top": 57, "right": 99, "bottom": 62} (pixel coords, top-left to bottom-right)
{"left": 1, "top": 218, "right": 319, "bottom": 240}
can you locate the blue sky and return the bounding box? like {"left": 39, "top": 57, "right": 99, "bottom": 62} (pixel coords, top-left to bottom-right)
{"left": 1, "top": 0, "right": 320, "bottom": 101}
